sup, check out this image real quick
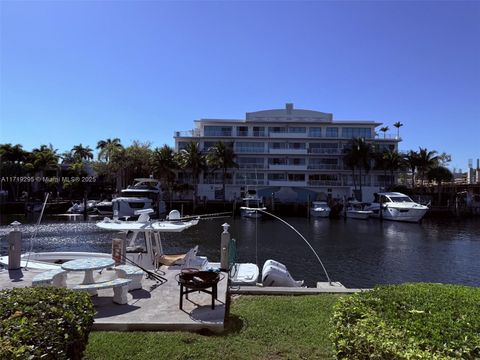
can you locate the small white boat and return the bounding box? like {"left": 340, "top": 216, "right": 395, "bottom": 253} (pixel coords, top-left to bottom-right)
{"left": 67, "top": 200, "right": 97, "bottom": 214}
{"left": 261, "top": 259, "right": 303, "bottom": 287}
{"left": 310, "top": 201, "right": 331, "bottom": 218}
{"left": 345, "top": 201, "right": 372, "bottom": 220}
{"left": 365, "top": 192, "right": 428, "bottom": 223}
{"left": 240, "top": 191, "right": 266, "bottom": 218}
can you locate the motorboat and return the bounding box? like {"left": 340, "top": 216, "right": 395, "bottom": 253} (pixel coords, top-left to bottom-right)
{"left": 365, "top": 192, "right": 429, "bottom": 223}
{"left": 95, "top": 200, "right": 113, "bottom": 215}
{"left": 310, "top": 201, "right": 331, "bottom": 218}
{"left": 344, "top": 200, "right": 372, "bottom": 220}
{"left": 67, "top": 200, "right": 97, "bottom": 214}
{"left": 112, "top": 178, "right": 166, "bottom": 219}
{"left": 239, "top": 190, "right": 267, "bottom": 219}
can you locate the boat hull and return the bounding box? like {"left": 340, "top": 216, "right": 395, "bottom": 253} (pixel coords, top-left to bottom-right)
{"left": 369, "top": 207, "right": 428, "bottom": 222}
{"left": 345, "top": 210, "right": 372, "bottom": 220}
{"left": 310, "top": 209, "right": 330, "bottom": 218}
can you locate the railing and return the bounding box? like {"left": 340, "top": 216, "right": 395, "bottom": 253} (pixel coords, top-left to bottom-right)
{"left": 204, "top": 131, "right": 232, "bottom": 137}
{"left": 268, "top": 180, "right": 307, "bottom": 187}
{"left": 308, "top": 148, "right": 341, "bottom": 154}
{"left": 203, "top": 179, "right": 234, "bottom": 185}
{"left": 235, "top": 148, "right": 266, "bottom": 153}
{"left": 307, "top": 165, "right": 341, "bottom": 170}
{"left": 252, "top": 131, "right": 266, "bottom": 137}
{"left": 268, "top": 164, "right": 307, "bottom": 171}
{"left": 234, "top": 180, "right": 266, "bottom": 185}
{"left": 269, "top": 148, "right": 307, "bottom": 154}
{"left": 238, "top": 164, "right": 266, "bottom": 169}
{"left": 308, "top": 180, "right": 343, "bottom": 186}
{"left": 175, "top": 129, "right": 201, "bottom": 137}
{"left": 236, "top": 131, "right": 249, "bottom": 136}
{"left": 375, "top": 133, "right": 402, "bottom": 140}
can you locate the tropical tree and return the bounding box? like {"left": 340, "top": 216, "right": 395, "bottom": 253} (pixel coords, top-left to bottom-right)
{"left": 176, "top": 141, "right": 206, "bottom": 208}
{"left": 96, "top": 138, "right": 123, "bottom": 162}
{"left": 343, "top": 137, "right": 374, "bottom": 200}
{"left": 151, "top": 145, "right": 177, "bottom": 205}
{"left": 71, "top": 144, "right": 93, "bottom": 162}
{"left": 393, "top": 121, "right": 403, "bottom": 139}
{"left": 416, "top": 147, "right": 439, "bottom": 186}
{"left": 206, "top": 141, "right": 238, "bottom": 201}
{"left": 379, "top": 126, "right": 389, "bottom": 139}
{"left": 383, "top": 150, "right": 404, "bottom": 187}
{"left": 31, "top": 144, "right": 60, "bottom": 173}
{"left": 0, "top": 143, "right": 30, "bottom": 199}
{"left": 404, "top": 150, "right": 420, "bottom": 189}
{"left": 427, "top": 166, "right": 453, "bottom": 206}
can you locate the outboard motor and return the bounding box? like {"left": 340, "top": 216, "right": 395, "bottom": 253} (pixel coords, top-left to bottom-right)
{"left": 261, "top": 259, "right": 304, "bottom": 287}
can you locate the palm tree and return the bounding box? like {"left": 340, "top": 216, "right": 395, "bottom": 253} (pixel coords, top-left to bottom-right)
{"left": 206, "top": 141, "right": 238, "bottom": 201}
{"left": 343, "top": 137, "right": 373, "bottom": 200}
{"left": 404, "top": 150, "right": 420, "bottom": 189}
{"left": 380, "top": 126, "right": 389, "bottom": 139}
{"left": 383, "top": 150, "right": 403, "bottom": 187}
{"left": 416, "top": 147, "right": 439, "bottom": 186}
{"left": 0, "top": 143, "right": 29, "bottom": 199}
{"left": 151, "top": 145, "right": 177, "bottom": 205}
{"left": 96, "top": 138, "right": 123, "bottom": 162}
{"left": 393, "top": 122, "right": 403, "bottom": 139}
{"left": 176, "top": 141, "right": 206, "bottom": 208}
{"left": 71, "top": 144, "right": 93, "bottom": 162}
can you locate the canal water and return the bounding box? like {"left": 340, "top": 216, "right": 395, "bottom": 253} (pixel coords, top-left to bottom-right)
{"left": 1, "top": 215, "right": 479, "bottom": 288}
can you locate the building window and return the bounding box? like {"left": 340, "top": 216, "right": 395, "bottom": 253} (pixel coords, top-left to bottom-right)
{"left": 269, "top": 142, "right": 287, "bottom": 149}
{"left": 288, "top": 158, "right": 305, "bottom": 165}
{"left": 204, "top": 126, "right": 232, "bottom": 136}
{"left": 341, "top": 127, "right": 372, "bottom": 139}
{"left": 235, "top": 142, "right": 265, "bottom": 153}
{"left": 288, "top": 143, "right": 306, "bottom": 150}
{"left": 308, "top": 127, "right": 322, "bottom": 137}
{"left": 288, "top": 174, "right": 305, "bottom": 181}
{"left": 288, "top": 127, "right": 306, "bottom": 133}
{"left": 253, "top": 126, "right": 265, "bottom": 136}
{"left": 267, "top": 173, "right": 286, "bottom": 181}
{"left": 325, "top": 127, "right": 338, "bottom": 137}
{"left": 237, "top": 157, "right": 265, "bottom": 168}
{"left": 237, "top": 126, "right": 249, "bottom": 136}
{"left": 269, "top": 126, "right": 287, "bottom": 133}
{"left": 268, "top": 158, "right": 287, "bottom": 165}
{"left": 178, "top": 142, "right": 189, "bottom": 150}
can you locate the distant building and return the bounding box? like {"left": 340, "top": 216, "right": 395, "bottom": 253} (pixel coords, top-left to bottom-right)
{"left": 174, "top": 103, "right": 401, "bottom": 202}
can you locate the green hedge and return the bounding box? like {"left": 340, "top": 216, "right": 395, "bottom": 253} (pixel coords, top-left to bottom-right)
{"left": 331, "top": 283, "right": 480, "bottom": 359}
{"left": 0, "top": 286, "right": 95, "bottom": 360}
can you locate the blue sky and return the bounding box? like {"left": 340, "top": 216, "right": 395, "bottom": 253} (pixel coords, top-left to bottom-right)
{"left": 1, "top": 1, "right": 479, "bottom": 171}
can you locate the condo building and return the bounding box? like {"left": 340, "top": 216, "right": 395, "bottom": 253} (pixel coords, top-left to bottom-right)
{"left": 174, "top": 103, "right": 400, "bottom": 202}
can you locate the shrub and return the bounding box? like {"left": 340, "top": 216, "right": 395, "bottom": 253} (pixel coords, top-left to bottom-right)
{"left": 0, "top": 286, "right": 95, "bottom": 360}
{"left": 331, "top": 283, "right": 480, "bottom": 359}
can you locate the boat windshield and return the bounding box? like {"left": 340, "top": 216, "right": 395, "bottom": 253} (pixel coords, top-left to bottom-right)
{"left": 389, "top": 196, "right": 414, "bottom": 203}
{"left": 126, "top": 232, "right": 148, "bottom": 253}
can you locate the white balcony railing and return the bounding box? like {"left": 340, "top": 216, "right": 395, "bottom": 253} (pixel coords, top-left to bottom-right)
{"left": 308, "top": 148, "right": 341, "bottom": 155}
{"left": 268, "top": 180, "right": 307, "bottom": 187}
{"left": 308, "top": 180, "right": 343, "bottom": 186}
{"left": 269, "top": 148, "right": 307, "bottom": 155}
{"left": 269, "top": 132, "right": 307, "bottom": 138}
{"left": 307, "top": 165, "right": 341, "bottom": 170}
{"left": 268, "top": 164, "right": 307, "bottom": 171}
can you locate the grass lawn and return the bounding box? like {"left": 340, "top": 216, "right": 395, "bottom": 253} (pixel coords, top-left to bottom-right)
{"left": 85, "top": 294, "right": 342, "bottom": 360}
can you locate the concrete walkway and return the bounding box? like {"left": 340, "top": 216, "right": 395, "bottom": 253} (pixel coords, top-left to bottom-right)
{"left": 0, "top": 267, "right": 228, "bottom": 333}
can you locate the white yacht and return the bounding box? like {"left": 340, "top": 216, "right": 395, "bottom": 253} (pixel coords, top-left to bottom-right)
{"left": 310, "top": 201, "right": 331, "bottom": 218}
{"left": 365, "top": 192, "right": 428, "bottom": 223}
{"left": 239, "top": 190, "right": 267, "bottom": 219}
{"left": 344, "top": 200, "right": 372, "bottom": 220}
{"left": 112, "top": 178, "right": 166, "bottom": 219}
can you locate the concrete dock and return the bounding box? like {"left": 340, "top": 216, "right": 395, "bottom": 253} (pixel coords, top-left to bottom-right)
{"left": 0, "top": 266, "right": 228, "bottom": 333}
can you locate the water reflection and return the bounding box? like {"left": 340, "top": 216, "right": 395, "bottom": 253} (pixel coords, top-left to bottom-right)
{"left": 1, "top": 216, "right": 479, "bottom": 288}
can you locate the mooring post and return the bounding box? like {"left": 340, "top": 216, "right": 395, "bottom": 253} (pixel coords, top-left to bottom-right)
{"left": 8, "top": 227, "right": 22, "bottom": 270}
{"left": 220, "top": 223, "right": 230, "bottom": 271}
